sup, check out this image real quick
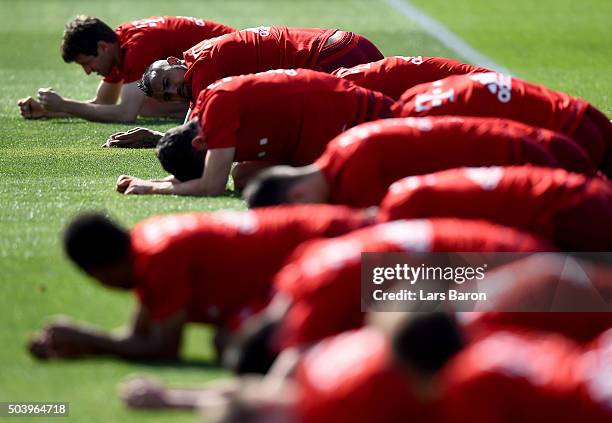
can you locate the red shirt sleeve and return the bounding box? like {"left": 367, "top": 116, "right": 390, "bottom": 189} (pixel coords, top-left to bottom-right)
{"left": 191, "top": 89, "right": 240, "bottom": 149}
{"left": 134, "top": 255, "right": 192, "bottom": 321}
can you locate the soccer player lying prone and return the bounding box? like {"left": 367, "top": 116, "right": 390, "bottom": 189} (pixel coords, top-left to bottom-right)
{"left": 244, "top": 116, "right": 596, "bottom": 208}
{"left": 221, "top": 219, "right": 553, "bottom": 375}
{"left": 379, "top": 165, "right": 612, "bottom": 251}
{"left": 133, "top": 25, "right": 383, "bottom": 109}
{"left": 17, "top": 15, "right": 234, "bottom": 123}
{"left": 28, "top": 205, "right": 372, "bottom": 361}
{"left": 333, "top": 55, "right": 492, "bottom": 100}
{"left": 394, "top": 72, "right": 612, "bottom": 175}
{"left": 113, "top": 69, "right": 394, "bottom": 196}
{"left": 119, "top": 313, "right": 612, "bottom": 423}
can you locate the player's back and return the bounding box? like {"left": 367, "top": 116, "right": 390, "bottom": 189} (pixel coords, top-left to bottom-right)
{"left": 394, "top": 72, "right": 589, "bottom": 138}
{"left": 131, "top": 206, "right": 370, "bottom": 326}
{"left": 379, "top": 166, "right": 612, "bottom": 249}
{"left": 334, "top": 55, "right": 491, "bottom": 100}
{"left": 317, "top": 116, "right": 595, "bottom": 207}
{"left": 297, "top": 328, "right": 424, "bottom": 423}
{"left": 194, "top": 68, "right": 392, "bottom": 165}
{"left": 183, "top": 26, "right": 336, "bottom": 98}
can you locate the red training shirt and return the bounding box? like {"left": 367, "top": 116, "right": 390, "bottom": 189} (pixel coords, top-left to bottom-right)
{"left": 333, "top": 55, "right": 492, "bottom": 100}
{"left": 438, "top": 331, "right": 612, "bottom": 423}
{"left": 393, "top": 72, "right": 590, "bottom": 144}
{"left": 273, "top": 219, "right": 554, "bottom": 349}
{"left": 103, "top": 16, "right": 235, "bottom": 84}
{"left": 316, "top": 116, "right": 594, "bottom": 207}
{"left": 130, "top": 205, "right": 371, "bottom": 329}
{"left": 379, "top": 166, "right": 612, "bottom": 250}
{"left": 296, "top": 328, "right": 429, "bottom": 423}
{"left": 183, "top": 26, "right": 338, "bottom": 102}
{"left": 190, "top": 68, "right": 393, "bottom": 166}
{"left": 461, "top": 254, "right": 612, "bottom": 344}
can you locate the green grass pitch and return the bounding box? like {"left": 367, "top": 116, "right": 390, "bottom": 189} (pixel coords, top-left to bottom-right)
{"left": 0, "top": 0, "right": 609, "bottom": 421}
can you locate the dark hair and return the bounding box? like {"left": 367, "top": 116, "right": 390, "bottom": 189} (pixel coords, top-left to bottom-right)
{"left": 222, "top": 317, "right": 280, "bottom": 375}
{"left": 63, "top": 212, "right": 130, "bottom": 272}
{"left": 242, "top": 167, "right": 302, "bottom": 208}
{"left": 61, "top": 15, "right": 117, "bottom": 63}
{"left": 392, "top": 312, "right": 464, "bottom": 375}
{"left": 156, "top": 121, "right": 205, "bottom": 182}
{"left": 137, "top": 62, "right": 157, "bottom": 96}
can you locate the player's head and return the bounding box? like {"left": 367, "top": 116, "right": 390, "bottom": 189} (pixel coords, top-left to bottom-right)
{"left": 156, "top": 119, "right": 206, "bottom": 182}
{"left": 391, "top": 312, "right": 464, "bottom": 378}
{"left": 243, "top": 165, "right": 329, "bottom": 208}
{"left": 138, "top": 58, "right": 189, "bottom": 101}
{"left": 61, "top": 15, "right": 118, "bottom": 76}
{"left": 222, "top": 314, "right": 281, "bottom": 375}
{"left": 63, "top": 212, "right": 134, "bottom": 289}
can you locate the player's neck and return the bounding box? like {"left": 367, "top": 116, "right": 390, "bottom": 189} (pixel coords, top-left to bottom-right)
{"left": 110, "top": 42, "right": 121, "bottom": 65}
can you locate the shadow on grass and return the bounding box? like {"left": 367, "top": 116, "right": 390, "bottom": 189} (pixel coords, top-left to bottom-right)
{"left": 34, "top": 355, "right": 224, "bottom": 371}
{"left": 38, "top": 117, "right": 181, "bottom": 126}
{"left": 224, "top": 189, "right": 241, "bottom": 199}
{"left": 135, "top": 357, "right": 223, "bottom": 371}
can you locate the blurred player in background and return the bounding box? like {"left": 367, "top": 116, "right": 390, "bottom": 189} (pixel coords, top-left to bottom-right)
{"left": 17, "top": 15, "right": 235, "bottom": 122}
{"left": 119, "top": 313, "right": 611, "bottom": 423}
{"left": 28, "top": 207, "right": 372, "bottom": 361}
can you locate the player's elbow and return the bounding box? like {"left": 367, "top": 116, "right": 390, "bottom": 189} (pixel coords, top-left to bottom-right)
{"left": 134, "top": 338, "right": 180, "bottom": 361}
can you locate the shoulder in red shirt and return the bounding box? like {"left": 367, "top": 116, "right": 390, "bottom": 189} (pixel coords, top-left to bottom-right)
{"left": 103, "top": 16, "right": 235, "bottom": 84}
{"left": 183, "top": 26, "right": 337, "bottom": 100}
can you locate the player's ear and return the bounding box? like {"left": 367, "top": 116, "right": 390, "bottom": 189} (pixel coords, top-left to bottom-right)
{"left": 167, "top": 56, "right": 181, "bottom": 66}
{"left": 191, "top": 133, "right": 207, "bottom": 150}
{"left": 97, "top": 41, "right": 111, "bottom": 53}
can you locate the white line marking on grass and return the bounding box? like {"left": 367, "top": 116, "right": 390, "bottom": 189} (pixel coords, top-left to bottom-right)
{"left": 383, "top": 0, "right": 512, "bottom": 74}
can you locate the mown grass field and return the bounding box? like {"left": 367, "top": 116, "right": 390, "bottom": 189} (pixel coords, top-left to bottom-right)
{"left": 0, "top": 0, "right": 609, "bottom": 421}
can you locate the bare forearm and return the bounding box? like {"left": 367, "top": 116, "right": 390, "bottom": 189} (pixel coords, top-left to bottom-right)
{"left": 149, "top": 179, "right": 226, "bottom": 197}
{"left": 73, "top": 327, "right": 178, "bottom": 360}
{"left": 61, "top": 99, "right": 137, "bottom": 123}
{"left": 140, "top": 100, "right": 188, "bottom": 119}
{"left": 42, "top": 110, "right": 73, "bottom": 118}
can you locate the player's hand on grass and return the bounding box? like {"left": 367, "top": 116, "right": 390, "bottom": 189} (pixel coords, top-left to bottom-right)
{"left": 28, "top": 318, "right": 89, "bottom": 359}
{"left": 37, "top": 87, "right": 65, "bottom": 112}
{"left": 116, "top": 175, "right": 135, "bottom": 193}
{"left": 116, "top": 175, "right": 155, "bottom": 195}
{"left": 17, "top": 96, "right": 48, "bottom": 119}
{"left": 103, "top": 127, "right": 164, "bottom": 148}
{"left": 119, "top": 377, "right": 170, "bottom": 409}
